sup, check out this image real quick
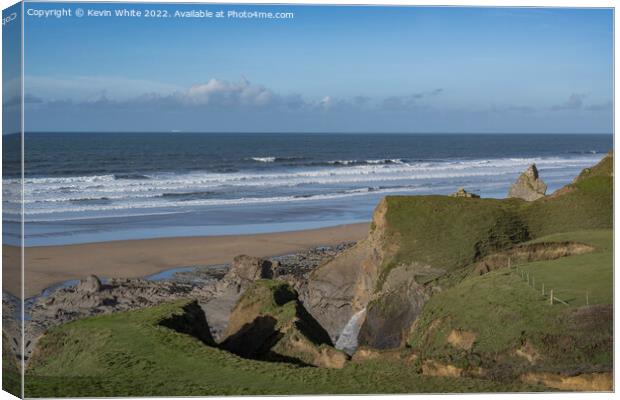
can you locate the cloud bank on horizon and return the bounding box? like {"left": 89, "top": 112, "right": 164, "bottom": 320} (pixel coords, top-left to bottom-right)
{"left": 8, "top": 5, "right": 613, "bottom": 133}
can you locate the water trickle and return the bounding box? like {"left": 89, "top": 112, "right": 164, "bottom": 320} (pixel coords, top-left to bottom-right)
{"left": 335, "top": 308, "right": 366, "bottom": 355}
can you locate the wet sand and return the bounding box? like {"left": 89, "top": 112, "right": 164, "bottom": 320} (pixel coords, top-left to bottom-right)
{"left": 3, "top": 222, "right": 369, "bottom": 298}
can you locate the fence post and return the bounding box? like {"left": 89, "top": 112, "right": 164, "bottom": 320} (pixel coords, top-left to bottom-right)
{"left": 541, "top": 283, "right": 545, "bottom": 296}
{"left": 550, "top": 289, "right": 554, "bottom": 305}
{"left": 586, "top": 290, "right": 589, "bottom": 306}
{"left": 508, "top": 257, "right": 511, "bottom": 269}
{"left": 526, "top": 272, "right": 529, "bottom": 285}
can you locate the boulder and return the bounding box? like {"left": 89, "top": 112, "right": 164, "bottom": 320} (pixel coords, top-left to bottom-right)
{"left": 508, "top": 164, "right": 547, "bottom": 201}
{"left": 222, "top": 280, "right": 347, "bottom": 368}
{"left": 226, "top": 255, "right": 275, "bottom": 283}
{"left": 449, "top": 187, "right": 480, "bottom": 198}
{"left": 77, "top": 274, "right": 102, "bottom": 293}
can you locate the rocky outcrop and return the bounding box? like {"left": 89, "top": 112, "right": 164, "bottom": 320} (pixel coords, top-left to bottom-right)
{"left": 26, "top": 276, "right": 212, "bottom": 361}
{"left": 508, "top": 164, "right": 547, "bottom": 201}
{"left": 225, "top": 255, "right": 276, "bottom": 283}
{"left": 25, "top": 257, "right": 277, "bottom": 357}
{"left": 77, "top": 275, "right": 103, "bottom": 293}
{"left": 25, "top": 245, "right": 349, "bottom": 362}
{"left": 449, "top": 187, "right": 480, "bottom": 198}
{"left": 202, "top": 255, "right": 276, "bottom": 341}
{"left": 30, "top": 276, "right": 200, "bottom": 326}
{"left": 300, "top": 198, "right": 391, "bottom": 343}
{"left": 358, "top": 263, "right": 429, "bottom": 349}
{"left": 221, "top": 280, "right": 347, "bottom": 368}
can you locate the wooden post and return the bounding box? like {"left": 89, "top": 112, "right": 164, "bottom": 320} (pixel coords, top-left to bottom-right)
{"left": 541, "top": 283, "right": 545, "bottom": 296}
{"left": 550, "top": 289, "right": 554, "bottom": 305}
{"left": 526, "top": 272, "right": 529, "bottom": 285}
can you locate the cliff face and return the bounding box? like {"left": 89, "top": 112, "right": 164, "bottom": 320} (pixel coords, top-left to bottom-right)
{"left": 302, "top": 195, "right": 529, "bottom": 348}
{"left": 302, "top": 153, "right": 613, "bottom": 351}
{"left": 300, "top": 198, "right": 392, "bottom": 342}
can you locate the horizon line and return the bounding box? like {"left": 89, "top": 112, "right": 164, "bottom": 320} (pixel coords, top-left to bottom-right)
{"left": 7, "top": 131, "right": 615, "bottom": 136}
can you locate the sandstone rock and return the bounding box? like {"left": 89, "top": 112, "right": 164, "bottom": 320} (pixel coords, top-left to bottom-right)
{"left": 77, "top": 275, "right": 102, "bottom": 293}
{"left": 449, "top": 187, "right": 480, "bottom": 198}
{"left": 358, "top": 263, "right": 429, "bottom": 349}
{"left": 204, "top": 255, "right": 277, "bottom": 341}
{"left": 222, "top": 280, "right": 347, "bottom": 368}
{"left": 300, "top": 198, "right": 390, "bottom": 343}
{"left": 227, "top": 255, "right": 275, "bottom": 282}
{"left": 300, "top": 198, "right": 437, "bottom": 352}
{"left": 508, "top": 164, "right": 547, "bottom": 201}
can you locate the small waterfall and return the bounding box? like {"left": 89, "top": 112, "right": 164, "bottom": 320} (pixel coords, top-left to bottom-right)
{"left": 334, "top": 308, "right": 366, "bottom": 355}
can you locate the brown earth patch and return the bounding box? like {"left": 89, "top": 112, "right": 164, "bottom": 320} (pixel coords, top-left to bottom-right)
{"left": 521, "top": 372, "right": 612, "bottom": 391}
{"left": 351, "top": 346, "right": 404, "bottom": 363}
{"left": 472, "top": 241, "right": 595, "bottom": 276}
{"left": 514, "top": 341, "right": 541, "bottom": 365}
{"left": 421, "top": 360, "right": 463, "bottom": 378}
{"left": 446, "top": 329, "right": 477, "bottom": 351}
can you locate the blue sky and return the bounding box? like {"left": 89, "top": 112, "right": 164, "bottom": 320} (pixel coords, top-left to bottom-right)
{"left": 13, "top": 3, "right": 614, "bottom": 133}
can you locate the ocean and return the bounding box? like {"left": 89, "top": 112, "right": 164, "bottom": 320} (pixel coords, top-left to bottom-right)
{"left": 2, "top": 132, "right": 612, "bottom": 246}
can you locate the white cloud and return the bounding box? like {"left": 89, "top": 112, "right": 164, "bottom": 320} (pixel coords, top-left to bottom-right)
{"left": 184, "top": 78, "right": 275, "bottom": 107}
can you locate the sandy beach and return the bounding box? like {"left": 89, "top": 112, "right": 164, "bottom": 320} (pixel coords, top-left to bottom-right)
{"left": 3, "top": 222, "right": 368, "bottom": 298}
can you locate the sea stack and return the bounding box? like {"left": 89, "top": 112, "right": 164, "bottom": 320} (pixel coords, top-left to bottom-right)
{"left": 508, "top": 164, "right": 547, "bottom": 201}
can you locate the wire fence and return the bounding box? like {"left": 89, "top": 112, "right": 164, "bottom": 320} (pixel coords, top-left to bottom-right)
{"left": 509, "top": 258, "right": 589, "bottom": 306}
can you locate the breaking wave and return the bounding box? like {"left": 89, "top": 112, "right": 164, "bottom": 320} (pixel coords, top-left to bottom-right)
{"left": 2, "top": 154, "right": 603, "bottom": 220}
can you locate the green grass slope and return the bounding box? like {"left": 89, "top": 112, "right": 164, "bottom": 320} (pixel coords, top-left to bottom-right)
{"left": 377, "top": 152, "right": 612, "bottom": 285}
{"left": 407, "top": 229, "right": 612, "bottom": 380}
{"left": 25, "top": 300, "right": 539, "bottom": 397}
{"left": 379, "top": 196, "right": 528, "bottom": 285}
{"left": 2, "top": 332, "right": 21, "bottom": 397}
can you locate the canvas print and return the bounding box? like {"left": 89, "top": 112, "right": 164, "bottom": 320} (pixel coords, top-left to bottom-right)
{"left": 1, "top": 2, "right": 614, "bottom": 397}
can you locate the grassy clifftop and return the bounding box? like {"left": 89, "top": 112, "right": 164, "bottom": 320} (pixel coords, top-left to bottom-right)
{"left": 377, "top": 152, "right": 612, "bottom": 284}
{"left": 380, "top": 196, "right": 528, "bottom": 282}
